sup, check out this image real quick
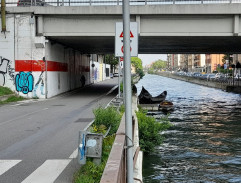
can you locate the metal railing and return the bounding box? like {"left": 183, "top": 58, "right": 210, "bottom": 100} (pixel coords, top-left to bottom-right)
{"left": 2, "top": 0, "right": 241, "bottom": 7}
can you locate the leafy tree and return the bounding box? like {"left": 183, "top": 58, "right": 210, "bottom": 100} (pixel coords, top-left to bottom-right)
{"left": 151, "top": 59, "right": 167, "bottom": 70}
{"left": 105, "top": 54, "right": 119, "bottom": 73}
{"left": 222, "top": 54, "right": 233, "bottom": 65}
{"left": 131, "top": 57, "right": 145, "bottom": 78}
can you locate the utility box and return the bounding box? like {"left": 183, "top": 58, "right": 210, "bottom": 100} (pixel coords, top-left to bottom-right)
{"left": 86, "top": 133, "right": 103, "bottom": 158}
{"left": 78, "top": 131, "right": 103, "bottom": 165}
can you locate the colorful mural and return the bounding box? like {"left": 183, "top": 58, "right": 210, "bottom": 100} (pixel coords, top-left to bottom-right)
{"left": 15, "top": 72, "right": 34, "bottom": 94}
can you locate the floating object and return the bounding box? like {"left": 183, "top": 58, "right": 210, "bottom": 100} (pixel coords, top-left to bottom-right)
{"left": 158, "top": 100, "right": 174, "bottom": 111}
{"left": 138, "top": 86, "right": 167, "bottom": 104}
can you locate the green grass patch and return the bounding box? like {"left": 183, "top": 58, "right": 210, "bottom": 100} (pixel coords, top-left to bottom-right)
{"left": 0, "top": 86, "right": 14, "bottom": 96}
{"left": 136, "top": 107, "right": 172, "bottom": 154}
{"left": 0, "top": 96, "right": 25, "bottom": 105}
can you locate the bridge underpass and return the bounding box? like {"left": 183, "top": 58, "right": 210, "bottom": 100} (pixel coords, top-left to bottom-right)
{"left": 1, "top": 3, "right": 241, "bottom": 99}
{"left": 7, "top": 4, "right": 241, "bottom": 54}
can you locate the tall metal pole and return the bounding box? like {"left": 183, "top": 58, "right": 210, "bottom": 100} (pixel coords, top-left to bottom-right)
{"left": 118, "top": 57, "right": 121, "bottom": 98}
{"left": 123, "top": 0, "right": 133, "bottom": 182}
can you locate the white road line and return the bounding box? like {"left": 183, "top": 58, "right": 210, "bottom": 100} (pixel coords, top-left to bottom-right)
{"left": 0, "top": 160, "right": 21, "bottom": 176}
{"left": 21, "top": 159, "right": 71, "bottom": 183}
{"left": 69, "top": 148, "right": 78, "bottom": 159}
{"left": 0, "top": 108, "right": 48, "bottom": 127}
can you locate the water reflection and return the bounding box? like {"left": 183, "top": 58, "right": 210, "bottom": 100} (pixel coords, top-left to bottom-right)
{"left": 136, "top": 74, "right": 241, "bottom": 183}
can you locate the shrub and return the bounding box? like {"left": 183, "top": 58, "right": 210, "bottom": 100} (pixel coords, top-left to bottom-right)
{"left": 136, "top": 109, "right": 171, "bottom": 154}
{"left": 93, "top": 106, "right": 122, "bottom": 135}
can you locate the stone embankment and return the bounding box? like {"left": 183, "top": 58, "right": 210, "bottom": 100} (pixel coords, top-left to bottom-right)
{"left": 157, "top": 72, "right": 241, "bottom": 94}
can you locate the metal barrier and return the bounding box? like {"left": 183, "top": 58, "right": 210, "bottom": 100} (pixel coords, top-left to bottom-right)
{"left": 2, "top": 0, "right": 241, "bottom": 7}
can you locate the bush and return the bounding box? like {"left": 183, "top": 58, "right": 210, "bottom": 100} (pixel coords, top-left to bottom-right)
{"left": 136, "top": 109, "right": 171, "bottom": 154}
{"left": 93, "top": 106, "right": 122, "bottom": 135}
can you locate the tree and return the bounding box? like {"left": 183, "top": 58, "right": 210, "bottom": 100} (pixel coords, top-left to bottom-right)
{"left": 131, "top": 57, "right": 144, "bottom": 78}
{"left": 150, "top": 59, "right": 167, "bottom": 70}
{"left": 105, "top": 54, "right": 119, "bottom": 73}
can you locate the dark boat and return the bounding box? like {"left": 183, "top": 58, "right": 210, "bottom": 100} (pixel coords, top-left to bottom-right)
{"left": 138, "top": 86, "right": 167, "bottom": 104}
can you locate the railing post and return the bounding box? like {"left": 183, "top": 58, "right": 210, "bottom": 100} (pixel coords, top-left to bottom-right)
{"left": 173, "top": 0, "right": 175, "bottom": 5}
{"left": 145, "top": 0, "right": 147, "bottom": 5}
{"left": 90, "top": 0, "right": 92, "bottom": 6}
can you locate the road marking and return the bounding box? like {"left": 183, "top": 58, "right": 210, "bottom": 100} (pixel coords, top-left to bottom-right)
{"left": 21, "top": 159, "right": 71, "bottom": 183}
{"left": 0, "top": 108, "right": 48, "bottom": 127}
{"left": 0, "top": 160, "right": 21, "bottom": 176}
{"left": 69, "top": 148, "right": 78, "bottom": 159}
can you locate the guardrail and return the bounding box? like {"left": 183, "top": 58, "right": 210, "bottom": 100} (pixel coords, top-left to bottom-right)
{"left": 2, "top": 0, "right": 241, "bottom": 7}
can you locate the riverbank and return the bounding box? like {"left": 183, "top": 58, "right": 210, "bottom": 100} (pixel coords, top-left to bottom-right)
{"left": 157, "top": 72, "right": 241, "bottom": 94}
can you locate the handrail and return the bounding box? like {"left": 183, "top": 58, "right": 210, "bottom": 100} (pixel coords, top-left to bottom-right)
{"left": 2, "top": 0, "right": 241, "bottom": 7}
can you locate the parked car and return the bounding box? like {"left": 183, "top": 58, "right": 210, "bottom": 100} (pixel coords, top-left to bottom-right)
{"left": 207, "top": 74, "right": 216, "bottom": 81}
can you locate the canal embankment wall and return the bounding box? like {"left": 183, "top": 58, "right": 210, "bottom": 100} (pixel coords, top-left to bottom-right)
{"left": 100, "top": 94, "right": 143, "bottom": 183}
{"left": 157, "top": 72, "right": 241, "bottom": 94}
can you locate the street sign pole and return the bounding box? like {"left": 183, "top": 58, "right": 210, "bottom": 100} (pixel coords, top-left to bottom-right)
{"left": 122, "top": 0, "right": 133, "bottom": 182}
{"left": 118, "top": 57, "right": 121, "bottom": 98}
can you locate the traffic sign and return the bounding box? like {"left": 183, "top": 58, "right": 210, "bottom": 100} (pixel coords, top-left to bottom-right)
{"left": 115, "top": 22, "right": 138, "bottom": 57}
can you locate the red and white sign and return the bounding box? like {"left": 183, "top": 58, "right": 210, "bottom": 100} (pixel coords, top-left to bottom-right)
{"left": 115, "top": 22, "right": 138, "bottom": 57}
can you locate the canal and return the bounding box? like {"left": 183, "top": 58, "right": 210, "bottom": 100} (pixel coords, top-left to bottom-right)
{"left": 136, "top": 74, "right": 241, "bottom": 183}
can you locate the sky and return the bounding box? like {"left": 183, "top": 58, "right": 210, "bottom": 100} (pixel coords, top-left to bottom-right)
{"left": 138, "top": 54, "right": 167, "bottom": 66}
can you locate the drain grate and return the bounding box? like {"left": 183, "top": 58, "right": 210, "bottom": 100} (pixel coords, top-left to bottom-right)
{"left": 52, "top": 104, "right": 65, "bottom": 106}
{"left": 75, "top": 118, "right": 94, "bottom": 123}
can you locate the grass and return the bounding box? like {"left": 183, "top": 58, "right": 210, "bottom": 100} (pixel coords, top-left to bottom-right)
{"left": 0, "top": 86, "right": 26, "bottom": 105}
{"left": 0, "top": 96, "right": 25, "bottom": 105}
{"left": 0, "top": 86, "right": 14, "bottom": 96}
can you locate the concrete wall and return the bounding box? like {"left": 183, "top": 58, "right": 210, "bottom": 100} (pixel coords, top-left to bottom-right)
{"left": 0, "top": 15, "right": 15, "bottom": 91}
{"left": 0, "top": 14, "right": 92, "bottom": 99}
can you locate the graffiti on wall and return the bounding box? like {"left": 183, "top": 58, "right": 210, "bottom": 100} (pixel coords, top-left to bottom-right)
{"left": 0, "top": 57, "right": 10, "bottom": 86}
{"left": 8, "top": 61, "right": 15, "bottom": 82}
{"left": 33, "top": 71, "right": 45, "bottom": 97}
{"left": 15, "top": 71, "right": 34, "bottom": 94}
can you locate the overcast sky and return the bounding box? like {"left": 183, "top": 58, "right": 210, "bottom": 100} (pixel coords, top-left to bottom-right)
{"left": 138, "top": 54, "right": 167, "bottom": 66}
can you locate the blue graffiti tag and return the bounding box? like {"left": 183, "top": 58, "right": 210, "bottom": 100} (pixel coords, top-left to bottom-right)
{"left": 15, "top": 72, "right": 34, "bottom": 94}
{"left": 79, "top": 134, "right": 86, "bottom": 160}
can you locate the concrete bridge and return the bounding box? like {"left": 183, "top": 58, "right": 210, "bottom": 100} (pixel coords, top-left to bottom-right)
{"left": 1, "top": 2, "right": 241, "bottom": 99}
{"left": 6, "top": 3, "right": 241, "bottom": 54}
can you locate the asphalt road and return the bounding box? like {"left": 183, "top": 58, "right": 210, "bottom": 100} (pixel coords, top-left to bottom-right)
{"left": 0, "top": 78, "right": 118, "bottom": 183}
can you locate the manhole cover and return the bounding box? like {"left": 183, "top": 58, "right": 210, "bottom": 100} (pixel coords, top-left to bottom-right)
{"left": 75, "top": 118, "right": 94, "bottom": 123}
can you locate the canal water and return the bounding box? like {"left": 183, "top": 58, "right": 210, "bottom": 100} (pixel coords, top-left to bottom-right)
{"left": 136, "top": 74, "right": 241, "bottom": 183}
